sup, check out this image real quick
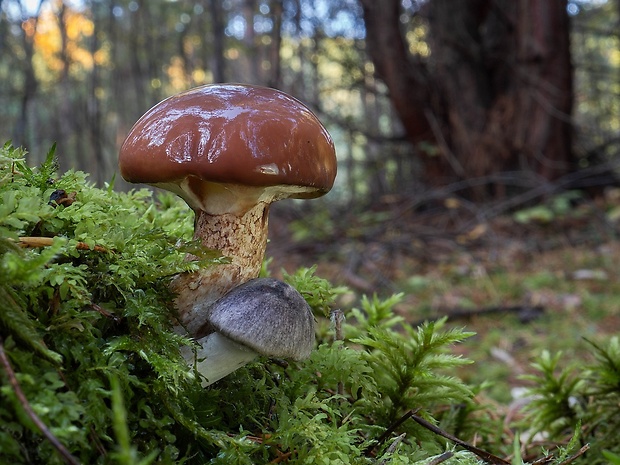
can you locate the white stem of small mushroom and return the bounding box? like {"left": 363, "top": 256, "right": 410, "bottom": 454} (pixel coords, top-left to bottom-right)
{"left": 181, "top": 332, "right": 258, "bottom": 386}
{"left": 171, "top": 200, "right": 269, "bottom": 335}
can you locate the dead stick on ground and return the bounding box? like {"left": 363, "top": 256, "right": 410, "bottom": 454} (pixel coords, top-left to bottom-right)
{"left": 0, "top": 337, "right": 81, "bottom": 465}
{"left": 364, "top": 409, "right": 420, "bottom": 457}
{"left": 377, "top": 433, "right": 407, "bottom": 465}
{"left": 17, "top": 236, "right": 108, "bottom": 253}
{"left": 410, "top": 412, "right": 511, "bottom": 465}
{"left": 427, "top": 451, "right": 455, "bottom": 465}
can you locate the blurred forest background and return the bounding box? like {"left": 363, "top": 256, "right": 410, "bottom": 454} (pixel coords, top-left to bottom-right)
{"left": 1, "top": 0, "right": 618, "bottom": 205}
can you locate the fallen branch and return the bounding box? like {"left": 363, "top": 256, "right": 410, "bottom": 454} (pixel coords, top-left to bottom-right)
{"left": 90, "top": 303, "right": 122, "bottom": 323}
{"left": 412, "top": 305, "right": 545, "bottom": 327}
{"left": 410, "top": 411, "right": 510, "bottom": 465}
{"left": 0, "top": 336, "right": 81, "bottom": 465}
{"left": 366, "top": 408, "right": 419, "bottom": 456}
{"left": 17, "top": 236, "right": 109, "bottom": 253}
{"left": 427, "top": 451, "right": 455, "bottom": 465}
{"left": 377, "top": 433, "right": 408, "bottom": 465}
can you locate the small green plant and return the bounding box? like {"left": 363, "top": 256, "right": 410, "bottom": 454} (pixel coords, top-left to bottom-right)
{"left": 520, "top": 336, "right": 620, "bottom": 463}
{"left": 513, "top": 191, "right": 583, "bottom": 224}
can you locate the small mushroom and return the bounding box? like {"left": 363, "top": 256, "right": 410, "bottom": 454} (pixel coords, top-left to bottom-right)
{"left": 118, "top": 84, "right": 336, "bottom": 334}
{"left": 181, "top": 277, "right": 315, "bottom": 386}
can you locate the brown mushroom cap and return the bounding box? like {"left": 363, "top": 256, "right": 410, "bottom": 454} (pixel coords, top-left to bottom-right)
{"left": 119, "top": 84, "right": 336, "bottom": 212}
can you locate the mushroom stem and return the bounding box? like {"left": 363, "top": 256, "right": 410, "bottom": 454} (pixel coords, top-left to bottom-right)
{"left": 171, "top": 202, "right": 269, "bottom": 335}
{"left": 180, "top": 332, "right": 258, "bottom": 386}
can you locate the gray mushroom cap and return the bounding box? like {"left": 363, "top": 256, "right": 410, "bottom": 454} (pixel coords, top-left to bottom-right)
{"left": 207, "top": 277, "right": 315, "bottom": 360}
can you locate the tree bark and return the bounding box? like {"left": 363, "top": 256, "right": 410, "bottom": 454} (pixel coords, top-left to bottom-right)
{"left": 359, "top": 0, "right": 435, "bottom": 145}
{"left": 13, "top": 1, "right": 45, "bottom": 149}
{"left": 513, "top": 0, "right": 573, "bottom": 180}
{"left": 208, "top": 0, "right": 227, "bottom": 82}
{"left": 243, "top": 0, "right": 260, "bottom": 82}
{"left": 87, "top": 1, "right": 106, "bottom": 185}
{"left": 361, "top": 0, "right": 574, "bottom": 197}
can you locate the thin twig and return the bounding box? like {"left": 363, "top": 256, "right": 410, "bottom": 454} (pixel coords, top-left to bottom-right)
{"left": 427, "top": 451, "right": 455, "bottom": 465}
{"left": 331, "top": 309, "right": 345, "bottom": 396}
{"left": 90, "top": 303, "right": 122, "bottom": 323}
{"left": 410, "top": 412, "right": 511, "bottom": 465}
{"left": 17, "top": 236, "right": 109, "bottom": 253}
{"left": 366, "top": 409, "right": 419, "bottom": 456}
{"left": 0, "top": 336, "right": 81, "bottom": 465}
{"left": 377, "top": 433, "right": 407, "bottom": 465}
{"left": 269, "top": 451, "right": 293, "bottom": 463}
{"left": 424, "top": 108, "right": 466, "bottom": 177}
{"left": 555, "top": 444, "right": 590, "bottom": 465}
{"left": 530, "top": 455, "right": 554, "bottom": 465}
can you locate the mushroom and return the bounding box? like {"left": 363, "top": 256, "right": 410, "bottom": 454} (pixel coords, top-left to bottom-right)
{"left": 181, "top": 277, "right": 315, "bottom": 386}
{"left": 118, "top": 84, "right": 336, "bottom": 334}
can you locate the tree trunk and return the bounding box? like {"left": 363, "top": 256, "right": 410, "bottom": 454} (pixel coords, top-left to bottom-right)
{"left": 87, "top": 1, "right": 106, "bottom": 185}
{"left": 243, "top": 0, "right": 260, "bottom": 82}
{"left": 267, "top": 0, "right": 283, "bottom": 88}
{"left": 359, "top": 0, "right": 434, "bottom": 142}
{"left": 361, "top": 0, "right": 574, "bottom": 197}
{"left": 513, "top": 0, "right": 573, "bottom": 181}
{"left": 13, "top": 1, "right": 45, "bottom": 150}
{"left": 56, "top": 2, "right": 76, "bottom": 172}
{"left": 208, "top": 0, "right": 227, "bottom": 83}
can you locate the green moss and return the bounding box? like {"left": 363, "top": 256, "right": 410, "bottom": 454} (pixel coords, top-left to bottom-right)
{"left": 1, "top": 143, "right": 610, "bottom": 464}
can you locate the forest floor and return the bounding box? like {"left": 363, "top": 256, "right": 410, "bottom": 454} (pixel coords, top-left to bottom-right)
{"left": 266, "top": 189, "right": 620, "bottom": 408}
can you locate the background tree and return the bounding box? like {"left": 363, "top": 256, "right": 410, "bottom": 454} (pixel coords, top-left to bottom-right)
{"left": 361, "top": 0, "right": 574, "bottom": 198}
